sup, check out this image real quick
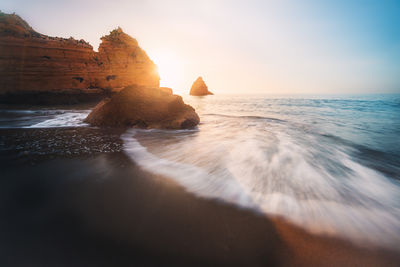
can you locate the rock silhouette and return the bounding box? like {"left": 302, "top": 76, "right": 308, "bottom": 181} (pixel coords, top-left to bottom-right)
{"left": 189, "top": 77, "right": 213, "bottom": 96}
{"left": 84, "top": 85, "right": 199, "bottom": 129}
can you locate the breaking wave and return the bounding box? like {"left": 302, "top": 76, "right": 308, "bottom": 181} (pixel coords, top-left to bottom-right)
{"left": 122, "top": 95, "right": 400, "bottom": 248}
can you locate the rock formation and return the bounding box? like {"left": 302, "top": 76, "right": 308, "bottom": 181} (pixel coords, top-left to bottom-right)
{"left": 159, "top": 87, "right": 173, "bottom": 95}
{"left": 189, "top": 77, "right": 213, "bottom": 96}
{"left": 84, "top": 85, "right": 199, "bottom": 129}
{"left": 0, "top": 12, "right": 159, "bottom": 104}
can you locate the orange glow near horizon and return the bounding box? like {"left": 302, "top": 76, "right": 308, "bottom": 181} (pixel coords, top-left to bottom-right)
{"left": 3, "top": 1, "right": 398, "bottom": 94}
{"left": 152, "top": 51, "right": 186, "bottom": 95}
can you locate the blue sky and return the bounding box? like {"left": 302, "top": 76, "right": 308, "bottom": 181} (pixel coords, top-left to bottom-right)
{"left": 2, "top": 0, "right": 399, "bottom": 94}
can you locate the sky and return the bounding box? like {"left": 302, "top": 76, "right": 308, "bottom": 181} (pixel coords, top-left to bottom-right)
{"left": 2, "top": 0, "right": 400, "bottom": 95}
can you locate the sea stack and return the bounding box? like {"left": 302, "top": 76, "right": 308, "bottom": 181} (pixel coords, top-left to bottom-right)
{"left": 0, "top": 12, "right": 159, "bottom": 104}
{"left": 189, "top": 77, "right": 213, "bottom": 96}
{"left": 84, "top": 85, "right": 200, "bottom": 129}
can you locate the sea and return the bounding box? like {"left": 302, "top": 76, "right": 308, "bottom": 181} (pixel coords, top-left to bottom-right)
{"left": 1, "top": 94, "right": 399, "bottom": 248}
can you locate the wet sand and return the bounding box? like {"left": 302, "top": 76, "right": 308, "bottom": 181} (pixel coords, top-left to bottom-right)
{"left": 0, "top": 128, "right": 399, "bottom": 266}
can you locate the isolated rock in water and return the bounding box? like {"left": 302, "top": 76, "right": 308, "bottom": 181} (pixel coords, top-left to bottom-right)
{"left": 0, "top": 12, "right": 159, "bottom": 104}
{"left": 189, "top": 77, "right": 213, "bottom": 96}
{"left": 84, "top": 85, "right": 200, "bottom": 129}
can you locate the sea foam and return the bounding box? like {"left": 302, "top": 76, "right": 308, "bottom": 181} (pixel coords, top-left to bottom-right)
{"left": 122, "top": 96, "right": 400, "bottom": 248}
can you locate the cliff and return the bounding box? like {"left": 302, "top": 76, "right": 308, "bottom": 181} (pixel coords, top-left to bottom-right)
{"left": 189, "top": 77, "right": 213, "bottom": 96}
{"left": 0, "top": 12, "right": 159, "bottom": 104}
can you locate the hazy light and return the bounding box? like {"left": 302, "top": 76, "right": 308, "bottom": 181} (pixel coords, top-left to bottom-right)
{"left": 2, "top": 0, "right": 399, "bottom": 94}
{"left": 152, "top": 50, "right": 186, "bottom": 94}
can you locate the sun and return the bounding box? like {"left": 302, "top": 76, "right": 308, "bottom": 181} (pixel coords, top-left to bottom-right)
{"left": 152, "top": 52, "right": 186, "bottom": 94}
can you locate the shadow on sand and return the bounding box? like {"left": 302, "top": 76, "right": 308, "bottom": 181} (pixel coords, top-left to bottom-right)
{"left": 0, "top": 152, "right": 284, "bottom": 266}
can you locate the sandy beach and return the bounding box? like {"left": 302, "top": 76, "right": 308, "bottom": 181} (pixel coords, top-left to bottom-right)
{"left": 0, "top": 127, "right": 398, "bottom": 266}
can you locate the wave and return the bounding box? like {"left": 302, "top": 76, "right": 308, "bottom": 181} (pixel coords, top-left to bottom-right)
{"left": 2, "top": 95, "right": 400, "bottom": 248}
{"left": 122, "top": 125, "right": 400, "bottom": 249}
{"left": 122, "top": 129, "right": 257, "bottom": 210}
{"left": 203, "top": 113, "right": 286, "bottom": 122}
{"left": 0, "top": 109, "right": 90, "bottom": 128}
{"left": 27, "top": 111, "right": 90, "bottom": 128}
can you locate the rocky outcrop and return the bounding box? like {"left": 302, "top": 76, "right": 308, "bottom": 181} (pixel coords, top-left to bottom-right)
{"left": 189, "top": 77, "right": 213, "bottom": 96}
{"left": 159, "top": 87, "right": 173, "bottom": 95}
{"left": 84, "top": 85, "right": 199, "bottom": 129}
{"left": 0, "top": 12, "right": 159, "bottom": 104}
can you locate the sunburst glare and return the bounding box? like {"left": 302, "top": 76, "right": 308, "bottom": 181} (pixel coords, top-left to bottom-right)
{"left": 152, "top": 51, "right": 185, "bottom": 94}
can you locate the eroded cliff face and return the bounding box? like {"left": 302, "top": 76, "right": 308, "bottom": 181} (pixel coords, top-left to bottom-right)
{"left": 0, "top": 12, "right": 159, "bottom": 103}
{"left": 94, "top": 27, "right": 159, "bottom": 90}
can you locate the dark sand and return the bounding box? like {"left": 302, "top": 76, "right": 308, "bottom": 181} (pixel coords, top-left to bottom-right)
{"left": 0, "top": 128, "right": 399, "bottom": 266}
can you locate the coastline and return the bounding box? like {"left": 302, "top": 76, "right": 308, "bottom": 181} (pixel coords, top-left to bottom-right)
{"left": 0, "top": 127, "right": 399, "bottom": 266}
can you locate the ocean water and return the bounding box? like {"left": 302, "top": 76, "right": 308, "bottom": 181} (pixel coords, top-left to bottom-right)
{"left": 1, "top": 94, "right": 400, "bottom": 248}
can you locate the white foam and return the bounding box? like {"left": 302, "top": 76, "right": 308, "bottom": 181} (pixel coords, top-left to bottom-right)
{"left": 122, "top": 118, "right": 400, "bottom": 248}
{"left": 27, "top": 111, "right": 90, "bottom": 128}
{"left": 122, "top": 129, "right": 257, "bottom": 210}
